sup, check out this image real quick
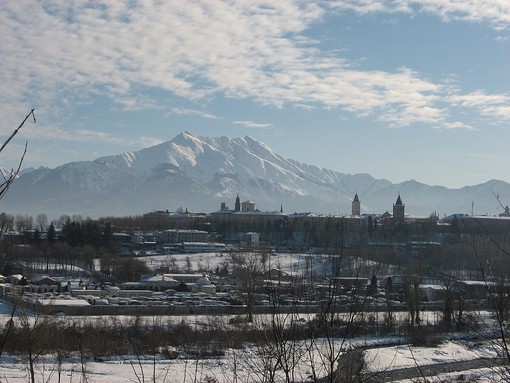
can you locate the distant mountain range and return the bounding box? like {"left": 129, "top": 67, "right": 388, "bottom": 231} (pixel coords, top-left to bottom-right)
{"left": 1, "top": 131, "right": 509, "bottom": 219}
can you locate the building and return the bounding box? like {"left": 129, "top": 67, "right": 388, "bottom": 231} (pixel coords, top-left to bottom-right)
{"left": 160, "top": 229, "right": 210, "bottom": 244}
{"left": 241, "top": 200, "right": 256, "bottom": 212}
{"left": 352, "top": 193, "right": 361, "bottom": 216}
{"left": 181, "top": 242, "right": 226, "bottom": 253}
{"left": 244, "top": 232, "right": 260, "bottom": 248}
{"left": 393, "top": 194, "right": 405, "bottom": 222}
{"left": 164, "top": 273, "right": 213, "bottom": 284}
{"left": 112, "top": 232, "right": 132, "bottom": 256}
{"left": 211, "top": 195, "right": 287, "bottom": 243}
{"left": 192, "top": 274, "right": 216, "bottom": 294}
{"left": 235, "top": 195, "right": 241, "bottom": 212}
{"left": 141, "top": 274, "right": 180, "bottom": 291}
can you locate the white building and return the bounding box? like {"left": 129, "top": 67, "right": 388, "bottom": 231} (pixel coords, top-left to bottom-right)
{"left": 241, "top": 200, "right": 256, "bottom": 212}
{"left": 244, "top": 232, "right": 260, "bottom": 248}
{"left": 160, "top": 229, "right": 210, "bottom": 244}
{"left": 191, "top": 275, "right": 216, "bottom": 294}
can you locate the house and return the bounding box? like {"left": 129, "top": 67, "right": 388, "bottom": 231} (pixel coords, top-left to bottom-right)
{"left": 4, "top": 274, "right": 24, "bottom": 285}
{"left": 160, "top": 229, "right": 210, "bottom": 244}
{"left": 244, "top": 232, "right": 260, "bottom": 248}
{"left": 112, "top": 233, "right": 132, "bottom": 256}
{"left": 141, "top": 274, "right": 180, "bottom": 291}
{"left": 163, "top": 273, "right": 211, "bottom": 284}
{"left": 191, "top": 274, "right": 216, "bottom": 294}
{"left": 266, "top": 268, "right": 291, "bottom": 280}
{"left": 32, "top": 275, "right": 57, "bottom": 286}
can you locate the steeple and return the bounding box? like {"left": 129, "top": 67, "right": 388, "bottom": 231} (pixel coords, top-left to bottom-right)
{"left": 235, "top": 194, "right": 241, "bottom": 212}
{"left": 352, "top": 193, "right": 361, "bottom": 216}
{"left": 393, "top": 193, "right": 405, "bottom": 222}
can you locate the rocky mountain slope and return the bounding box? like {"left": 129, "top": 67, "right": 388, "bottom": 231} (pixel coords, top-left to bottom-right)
{"left": 1, "top": 132, "right": 509, "bottom": 219}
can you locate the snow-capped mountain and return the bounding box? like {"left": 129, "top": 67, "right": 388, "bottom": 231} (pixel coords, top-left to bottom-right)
{"left": 1, "top": 131, "right": 509, "bottom": 219}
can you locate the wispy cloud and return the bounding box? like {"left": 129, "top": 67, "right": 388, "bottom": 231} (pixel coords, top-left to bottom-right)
{"left": 330, "top": 0, "right": 510, "bottom": 30}
{"left": 232, "top": 120, "right": 273, "bottom": 129}
{"left": 23, "top": 123, "right": 163, "bottom": 147}
{"left": 0, "top": 0, "right": 506, "bottom": 141}
{"left": 166, "top": 107, "right": 219, "bottom": 120}
{"left": 441, "top": 121, "right": 473, "bottom": 130}
{"left": 114, "top": 95, "right": 163, "bottom": 112}
{"left": 449, "top": 91, "right": 510, "bottom": 122}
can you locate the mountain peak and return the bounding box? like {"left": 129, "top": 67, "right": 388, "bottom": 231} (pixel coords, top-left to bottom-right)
{"left": 172, "top": 131, "right": 202, "bottom": 145}
{"left": 2, "top": 131, "right": 509, "bottom": 218}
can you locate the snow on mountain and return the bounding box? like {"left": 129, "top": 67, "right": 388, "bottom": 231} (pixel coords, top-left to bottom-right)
{"left": 1, "top": 132, "right": 509, "bottom": 219}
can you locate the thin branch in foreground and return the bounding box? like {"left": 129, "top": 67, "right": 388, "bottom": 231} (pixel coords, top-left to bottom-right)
{"left": 0, "top": 108, "right": 36, "bottom": 199}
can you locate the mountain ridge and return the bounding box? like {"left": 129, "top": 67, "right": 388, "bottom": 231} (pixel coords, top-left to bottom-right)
{"left": 1, "top": 132, "right": 509, "bottom": 219}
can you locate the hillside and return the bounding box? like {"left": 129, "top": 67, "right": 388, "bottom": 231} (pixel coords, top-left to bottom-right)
{"left": 1, "top": 132, "right": 509, "bottom": 218}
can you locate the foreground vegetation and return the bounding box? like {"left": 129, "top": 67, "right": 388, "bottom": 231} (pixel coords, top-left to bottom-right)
{"left": 1, "top": 291, "right": 509, "bottom": 383}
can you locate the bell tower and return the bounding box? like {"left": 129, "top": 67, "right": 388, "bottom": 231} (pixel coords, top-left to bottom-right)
{"left": 352, "top": 193, "right": 361, "bottom": 216}
{"left": 393, "top": 194, "right": 405, "bottom": 222}
{"left": 235, "top": 194, "right": 241, "bottom": 212}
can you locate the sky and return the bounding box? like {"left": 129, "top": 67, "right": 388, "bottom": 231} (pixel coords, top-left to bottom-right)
{"left": 0, "top": 0, "right": 509, "bottom": 189}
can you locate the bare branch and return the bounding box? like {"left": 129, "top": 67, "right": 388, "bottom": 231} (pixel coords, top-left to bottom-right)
{"left": 0, "top": 109, "right": 36, "bottom": 200}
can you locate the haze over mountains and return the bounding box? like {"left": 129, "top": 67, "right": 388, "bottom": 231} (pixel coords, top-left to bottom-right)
{"left": 1, "top": 132, "right": 509, "bottom": 219}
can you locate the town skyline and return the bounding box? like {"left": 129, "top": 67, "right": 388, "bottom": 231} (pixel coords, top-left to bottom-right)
{"left": 2, "top": 131, "right": 509, "bottom": 219}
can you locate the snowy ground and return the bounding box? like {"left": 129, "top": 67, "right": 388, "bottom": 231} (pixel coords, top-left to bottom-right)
{"left": 0, "top": 337, "right": 504, "bottom": 383}
{"left": 0, "top": 251, "right": 506, "bottom": 382}
{"left": 364, "top": 340, "right": 498, "bottom": 373}
{"left": 0, "top": 295, "right": 504, "bottom": 383}
{"left": 140, "top": 251, "right": 326, "bottom": 276}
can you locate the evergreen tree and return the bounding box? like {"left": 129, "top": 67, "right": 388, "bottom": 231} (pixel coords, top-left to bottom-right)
{"left": 62, "top": 219, "right": 83, "bottom": 247}
{"left": 84, "top": 221, "right": 102, "bottom": 249}
{"left": 47, "top": 223, "right": 56, "bottom": 244}
{"left": 102, "top": 222, "right": 113, "bottom": 248}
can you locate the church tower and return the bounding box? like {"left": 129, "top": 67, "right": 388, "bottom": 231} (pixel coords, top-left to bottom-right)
{"left": 352, "top": 193, "right": 361, "bottom": 216}
{"left": 393, "top": 194, "right": 405, "bottom": 222}
{"left": 235, "top": 195, "right": 241, "bottom": 212}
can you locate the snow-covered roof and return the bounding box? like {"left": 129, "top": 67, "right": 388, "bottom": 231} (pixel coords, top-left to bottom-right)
{"left": 37, "top": 298, "right": 90, "bottom": 306}
{"left": 142, "top": 275, "right": 179, "bottom": 283}
{"left": 32, "top": 275, "right": 57, "bottom": 284}
{"left": 163, "top": 229, "right": 208, "bottom": 234}
{"left": 232, "top": 211, "right": 285, "bottom": 216}
{"left": 196, "top": 276, "right": 212, "bottom": 286}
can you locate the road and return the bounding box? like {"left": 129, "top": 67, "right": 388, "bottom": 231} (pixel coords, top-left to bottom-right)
{"left": 361, "top": 357, "right": 504, "bottom": 382}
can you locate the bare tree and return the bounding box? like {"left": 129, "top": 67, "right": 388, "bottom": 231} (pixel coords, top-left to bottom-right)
{"left": 0, "top": 110, "right": 35, "bottom": 367}
{"left": 403, "top": 271, "right": 421, "bottom": 327}
{"left": 458, "top": 199, "right": 510, "bottom": 381}
{"left": 15, "top": 303, "right": 56, "bottom": 383}
{"left": 35, "top": 213, "right": 48, "bottom": 232}
{"left": 0, "top": 109, "right": 35, "bottom": 200}
{"left": 231, "top": 252, "right": 267, "bottom": 322}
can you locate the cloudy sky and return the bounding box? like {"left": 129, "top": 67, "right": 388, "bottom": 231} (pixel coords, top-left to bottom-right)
{"left": 0, "top": 0, "right": 509, "bottom": 188}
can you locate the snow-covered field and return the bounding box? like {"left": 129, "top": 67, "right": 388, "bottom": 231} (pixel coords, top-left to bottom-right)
{"left": 364, "top": 340, "right": 497, "bottom": 372}
{"left": 0, "top": 251, "right": 506, "bottom": 382}
{"left": 0, "top": 334, "right": 503, "bottom": 383}
{"left": 140, "top": 251, "right": 327, "bottom": 276}
{"left": 0, "top": 294, "right": 504, "bottom": 383}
